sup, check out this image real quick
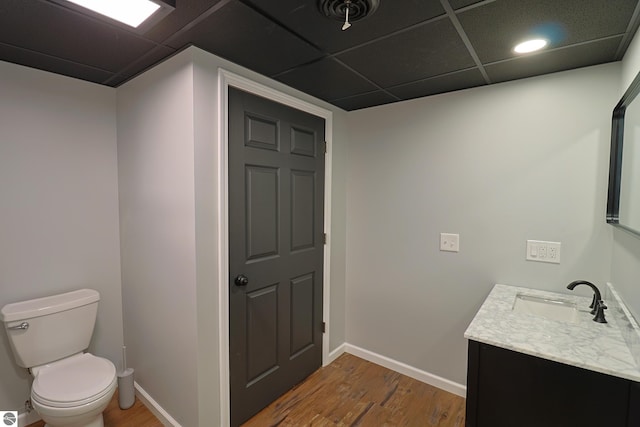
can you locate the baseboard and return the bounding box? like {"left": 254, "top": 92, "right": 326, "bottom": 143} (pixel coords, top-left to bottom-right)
{"left": 326, "top": 343, "right": 346, "bottom": 365}
{"left": 18, "top": 410, "right": 40, "bottom": 427}
{"left": 134, "top": 382, "right": 182, "bottom": 427}
{"left": 344, "top": 343, "right": 467, "bottom": 397}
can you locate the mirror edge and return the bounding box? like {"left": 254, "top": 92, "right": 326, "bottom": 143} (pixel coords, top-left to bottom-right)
{"left": 607, "top": 69, "right": 640, "bottom": 238}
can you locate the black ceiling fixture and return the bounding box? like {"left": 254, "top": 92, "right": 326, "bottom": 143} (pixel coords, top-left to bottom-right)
{"left": 318, "top": 0, "right": 380, "bottom": 30}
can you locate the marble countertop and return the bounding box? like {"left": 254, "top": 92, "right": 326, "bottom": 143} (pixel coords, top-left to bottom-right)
{"left": 464, "top": 284, "right": 640, "bottom": 382}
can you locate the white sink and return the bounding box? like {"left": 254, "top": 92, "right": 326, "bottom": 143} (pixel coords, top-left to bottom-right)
{"left": 512, "top": 293, "right": 580, "bottom": 323}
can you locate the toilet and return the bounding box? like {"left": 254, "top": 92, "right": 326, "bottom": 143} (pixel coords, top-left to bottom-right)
{"left": 1, "top": 289, "right": 117, "bottom": 427}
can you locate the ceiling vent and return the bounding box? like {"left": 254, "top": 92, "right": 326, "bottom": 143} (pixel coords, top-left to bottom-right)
{"left": 318, "top": 0, "right": 380, "bottom": 30}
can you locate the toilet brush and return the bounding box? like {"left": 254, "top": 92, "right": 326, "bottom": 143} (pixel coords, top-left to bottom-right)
{"left": 118, "top": 345, "right": 135, "bottom": 409}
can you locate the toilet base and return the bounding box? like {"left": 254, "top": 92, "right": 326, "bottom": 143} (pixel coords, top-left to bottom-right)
{"left": 43, "top": 413, "right": 104, "bottom": 427}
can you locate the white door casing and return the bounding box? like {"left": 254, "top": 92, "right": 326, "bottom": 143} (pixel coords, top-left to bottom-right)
{"left": 217, "top": 68, "right": 333, "bottom": 426}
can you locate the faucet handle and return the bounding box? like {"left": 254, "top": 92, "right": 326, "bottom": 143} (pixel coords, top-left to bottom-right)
{"left": 593, "top": 300, "right": 607, "bottom": 324}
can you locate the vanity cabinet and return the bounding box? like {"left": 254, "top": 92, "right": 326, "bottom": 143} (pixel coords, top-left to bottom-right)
{"left": 466, "top": 340, "right": 640, "bottom": 427}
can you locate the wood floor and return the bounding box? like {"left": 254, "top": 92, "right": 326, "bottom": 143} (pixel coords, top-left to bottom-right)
{"left": 25, "top": 353, "right": 465, "bottom": 427}
{"left": 26, "top": 389, "right": 162, "bottom": 427}
{"left": 242, "top": 353, "right": 466, "bottom": 427}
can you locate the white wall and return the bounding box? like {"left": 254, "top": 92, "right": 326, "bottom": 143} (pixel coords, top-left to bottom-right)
{"left": 345, "top": 63, "right": 619, "bottom": 386}
{"left": 611, "top": 32, "right": 640, "bottom": 321}
{"left": 0, "top": 61, "right": 123, "bottom": 413}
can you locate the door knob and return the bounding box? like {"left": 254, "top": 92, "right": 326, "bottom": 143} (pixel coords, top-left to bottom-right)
{"left": 234, "top": 274, "right": 249, "bottom": 286}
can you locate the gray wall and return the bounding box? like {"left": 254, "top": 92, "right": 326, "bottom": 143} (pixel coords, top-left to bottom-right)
{"left": 2, "top": 32, "right": 637, "bottom": 426}
{"left": 0, "top": 61, "right": 123, "bottom": 413}
{"left": 611, "top": 31, "right": 640, "bottom": 320}
{"left": 344, "top": 63, "right": 619, "bottom": 385}
{"left": 117, "top": 53, "right": 200, "bottom": 427}
{"left": 328, "top": 112, "right": 349, "bottom": 350}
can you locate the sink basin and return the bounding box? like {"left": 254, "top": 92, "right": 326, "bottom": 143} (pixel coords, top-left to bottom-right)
{"left": 512, "top": 293, "right": 580, "bottom": 323}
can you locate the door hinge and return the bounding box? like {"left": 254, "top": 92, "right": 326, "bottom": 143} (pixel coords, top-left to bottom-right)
{"left": 324, "top": 141, "right": 327, "bottom": 154}
{"left": 323, "top": 233, "right": 327, "bottom": 244}
{"left": 322, "top": 322, "right": 326, "bottom": 333}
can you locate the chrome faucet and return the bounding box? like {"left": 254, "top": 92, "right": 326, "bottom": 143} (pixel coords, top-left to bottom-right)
{"left": 566, "top": 280, "right": 607, "bottom": 323}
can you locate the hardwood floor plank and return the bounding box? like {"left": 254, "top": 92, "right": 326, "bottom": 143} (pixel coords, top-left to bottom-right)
{"left": 242, "top": 353, "right": 466, "bottom": 427}
{"left": 26, "top": 389, "right": 162, "bottom": 427}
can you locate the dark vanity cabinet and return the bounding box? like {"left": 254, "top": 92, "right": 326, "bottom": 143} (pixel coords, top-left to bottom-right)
{"left": 466, "top": 340, "right": 640, "bottom": 427}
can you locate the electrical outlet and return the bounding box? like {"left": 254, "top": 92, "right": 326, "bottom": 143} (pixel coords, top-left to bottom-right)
{"left": 538, "top": 245, "right": 547, "bottom": 259}
{"left": 440, "top": 233, "right": 460, "bottom": 252}
{"left": 526, "top": 240, "right": 561, "bottom": 264}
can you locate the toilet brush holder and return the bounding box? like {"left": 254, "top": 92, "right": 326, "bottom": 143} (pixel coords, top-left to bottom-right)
{"left": 117, "top": 368, "right": 135, "bottom": 409}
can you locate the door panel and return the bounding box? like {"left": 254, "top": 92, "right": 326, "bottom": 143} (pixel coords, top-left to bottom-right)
{"left": 290, "top": 273, "right": 315, "bottom": 356}
{"left": 291, "top": 126, "right": 316, "bottom": 156}
{"left": 291, "top": 170, "right": 315, "bottom": 251}
{"left": 246, "top": 285, "right": 278, "bottom": 384}
{"left": 246, "top": 114, "right": 279, "bottom": 150}
{"left": 245, "top": 166, "right": 279, "bottom": 260}
{"left": 229, "top": 87, "right": 325, "bottom": 427}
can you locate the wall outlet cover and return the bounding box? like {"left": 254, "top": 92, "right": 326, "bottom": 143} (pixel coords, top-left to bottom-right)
{"left": 440, "top": 233, "right": 460, "bottom": 252}
{"left": 526, "top": 240, "right": 561, "bottom": 264}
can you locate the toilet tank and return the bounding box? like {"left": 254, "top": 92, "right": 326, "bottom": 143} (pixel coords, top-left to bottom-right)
{"left": 0, "top": 289, "right": 100, "bottom": 368}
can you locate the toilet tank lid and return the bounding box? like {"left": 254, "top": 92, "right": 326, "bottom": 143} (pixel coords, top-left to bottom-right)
{"left": 1, "top": 289, "right": 99, "bottom": 323}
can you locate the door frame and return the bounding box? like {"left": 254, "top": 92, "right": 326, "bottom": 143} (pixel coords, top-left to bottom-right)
{"left": 217, "top": 68, "right": 333, "bottom": 426}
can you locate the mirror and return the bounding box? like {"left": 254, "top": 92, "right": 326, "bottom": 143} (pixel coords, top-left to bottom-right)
{"left": 608, "top": 70, "right": 640, "bottom": 237}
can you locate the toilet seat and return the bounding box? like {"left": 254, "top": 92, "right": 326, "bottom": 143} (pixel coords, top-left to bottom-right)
{"left": 32, "top": 353, "right": 116, "bottom": 409}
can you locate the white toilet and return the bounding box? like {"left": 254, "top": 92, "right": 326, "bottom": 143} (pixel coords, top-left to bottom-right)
{"left": 1, "top": 289, "right": 117, "bottom": 427}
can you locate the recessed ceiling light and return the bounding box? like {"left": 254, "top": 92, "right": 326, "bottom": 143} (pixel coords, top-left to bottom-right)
{"left": 66, "top": 0, "right": 162, "bottom": 28}
{"left": 514, "top": 39, "right": 548, "bottom": 54}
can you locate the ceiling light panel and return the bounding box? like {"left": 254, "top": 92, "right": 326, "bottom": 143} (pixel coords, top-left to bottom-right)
{"left": 66, "top": 0, "right": 160, "bottom": 27}
{"left": 50, "top": 0, "right": 175, "bottom": 32}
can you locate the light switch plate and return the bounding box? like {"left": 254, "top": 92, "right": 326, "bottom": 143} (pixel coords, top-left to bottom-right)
{"left": 440, "top": 233, "right": 460, "bottom": 252}
{"left": 526, "top": 240, "right": 561, "bottom": 264}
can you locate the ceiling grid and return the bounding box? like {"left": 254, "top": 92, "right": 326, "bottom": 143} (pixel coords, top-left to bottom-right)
{"left": 0, "top": 0, "right": 638, "bottom": 110}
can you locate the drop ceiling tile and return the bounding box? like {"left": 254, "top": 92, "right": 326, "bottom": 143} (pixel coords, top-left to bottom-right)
{"left": 0, "top": 0, "right": 638, "bottom": 111}
{"left": 0, "top": 0, "right": 161, "bottom": 73}
{"left": 243, "top": 0, "right": 445, "bottom": 53}
{"left": 388, "top": 68, "right": 487, "bottom": 100}
{"left": 485, "top": 36, "right": 622, "bottom": 84}
{"left": 458, "top": 0, "right": 637, "bottom": 64}
{"left": 336, "top": 18, "right": 476, "bottom": 88}
{"left": 331, "top": 90, "right": 398, "bottom": 111}
{"left": 144, "top": 0, "right": 226, "bottom": 43}
{"left": 0, "top": 42, "right": 113, "bottom": 84}
{"left": 167, "top": 1, "right": 323, "bottom": 76}
{"left": 274, "top": 57, "right": 379, "bottom": 102}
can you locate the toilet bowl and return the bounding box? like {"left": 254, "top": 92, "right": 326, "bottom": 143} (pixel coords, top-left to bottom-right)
{"left": 31, "top": 353, "right": 117, "bottom": 427}
{"left": 0, "top": 289, "right": 117, "bottom": 427}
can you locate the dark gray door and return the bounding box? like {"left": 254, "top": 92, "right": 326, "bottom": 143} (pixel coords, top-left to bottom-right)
{"left": 228, "top": 87, "right": 325, "bottom": 427}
